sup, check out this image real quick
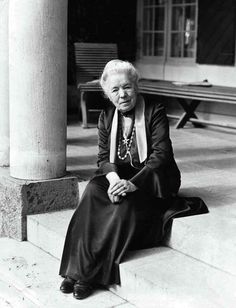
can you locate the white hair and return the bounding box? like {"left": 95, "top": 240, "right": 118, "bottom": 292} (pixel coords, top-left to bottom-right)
{"left": 100, "top": 59, "right": 140, "bottom": 96}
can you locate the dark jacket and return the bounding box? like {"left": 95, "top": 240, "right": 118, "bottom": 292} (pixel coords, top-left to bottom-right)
{"left": 96, "top": 99, "right": 181, "bottom": 199}
{"left": 95, "top": 97, "right": 208, "bottom": 239}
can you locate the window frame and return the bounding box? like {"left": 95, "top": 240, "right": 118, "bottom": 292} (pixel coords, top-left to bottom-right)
{"left": 137, "top": 0, "right": 166, "bottom": 63}
{"left": 138, "top": 0, "right": 198, "bottom": 64}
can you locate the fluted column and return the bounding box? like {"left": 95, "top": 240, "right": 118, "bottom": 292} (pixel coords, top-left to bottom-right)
{"left": 0, "top": 0, "right": 9, "bottom": 166}
{"left": 9, "top": 0, "right": 68, "bottom": 179}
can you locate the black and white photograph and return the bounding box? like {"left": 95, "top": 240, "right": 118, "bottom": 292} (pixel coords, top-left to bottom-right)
{"left": 0, "top": 0, "right": 236, "bottom": 307}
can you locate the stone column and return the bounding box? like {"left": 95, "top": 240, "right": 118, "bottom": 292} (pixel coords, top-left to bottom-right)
{"left": 0, "top": 0, "right": 9, "bottom": 166}
{"left": 0, "top": 0, "right": 79, "bottom": 241}
{"left": 9, "top": 0, "right": 68, "bottom": 180}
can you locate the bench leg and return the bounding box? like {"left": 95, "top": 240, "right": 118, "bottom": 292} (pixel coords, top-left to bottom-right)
{"left": 80, "top": 91, "right": 88, "bottom": 128}
{"left": 175, "top": 99, "right": 201, "bottom": 129}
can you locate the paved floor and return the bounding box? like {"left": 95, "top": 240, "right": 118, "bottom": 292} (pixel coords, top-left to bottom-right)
{"left": 66, "top": 119, "right": 236, "bottom": 237}
{"left": 1, "top": 119, "right": 236, "bottom": 307}
{"left": 67, "top": 120, "right": 236, "bottom": 208}
{"left": 66, "top": 121, "right": 98, "bottom": 180}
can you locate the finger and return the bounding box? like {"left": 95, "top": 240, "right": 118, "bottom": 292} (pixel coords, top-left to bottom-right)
{"left": 108, "top": 193, "right": 118, "bottom": 204}
{"left": 108, "top": 183, "right": 120, "bottom": 194}
{"left": 108, "top": 183, "right": 118, "bottom": 193}
{"left": 110, "top": 184, "right": 125, "bottom": 194}
{"left": 111, "top": 188, "right": 125, "bottom": 196}
{"left": 110, "top": 182, "right": 123, "bottom": 193}
{"left": 117, "top": 187, "right": 128, "bottom": 195}
{"left": 113, "top": 195, "right": 121, "bottom": 204}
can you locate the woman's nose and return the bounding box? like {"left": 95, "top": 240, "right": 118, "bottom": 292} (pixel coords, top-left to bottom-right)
{"left": 118, "top": 88, "right": 126, "bottom": 97}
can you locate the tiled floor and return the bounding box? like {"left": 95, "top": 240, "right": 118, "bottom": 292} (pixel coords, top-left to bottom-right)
{"left": 1, "top": 120, "right": 235, "bottom": 308}
{"left": 65, "top": 119, "right": 236, "bottom": 307}
{"left": 67, "top": 119, "right": 236, "bottom": 213}
{"left": 66, "top": 119, "right": 236, "bottom": 242}
{"left": 67, "top": 121, "right": 236, "bottom": 211}
{"left": 169, "top": 124, "right": 236, "bottom": 217}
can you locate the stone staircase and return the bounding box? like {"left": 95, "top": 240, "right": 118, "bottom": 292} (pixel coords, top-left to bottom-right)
{"left": 27, "top": 181, "right": 236, "bottom": 308}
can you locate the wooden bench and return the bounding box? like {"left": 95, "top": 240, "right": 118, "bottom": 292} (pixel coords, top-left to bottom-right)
{"left": 78, "top": 78, "right": 236, "bottom": 129}
{"left": 139, "top": 79, "right": 236, "bottom": 129}
{"left": 74, "top": 43, "right": 118, "bottom": 127}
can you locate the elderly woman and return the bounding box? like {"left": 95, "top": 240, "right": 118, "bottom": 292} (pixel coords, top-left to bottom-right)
{"left": 59, "top": 60, "right": 206, "bottom": 300}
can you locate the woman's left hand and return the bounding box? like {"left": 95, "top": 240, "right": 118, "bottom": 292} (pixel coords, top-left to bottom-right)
{"left": 109, "top": 179, "right": 137, "bottom": 197}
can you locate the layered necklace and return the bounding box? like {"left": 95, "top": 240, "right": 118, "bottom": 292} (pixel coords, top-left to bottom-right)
{"left": 117, "top": 113, "right": 135, "bottom": 161}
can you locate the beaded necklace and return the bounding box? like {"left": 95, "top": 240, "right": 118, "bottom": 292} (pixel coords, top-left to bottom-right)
{"left": 117, "top": 114, "right": 135, "bottom": 161}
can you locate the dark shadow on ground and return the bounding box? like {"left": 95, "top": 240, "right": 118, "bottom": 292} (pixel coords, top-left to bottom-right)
{"left": 67, "top": 135, "right": 98, "bottom": 146}
{"left": 177, "top": 156, "right": 236, "bottom": 172}
{"left": 68, "top": 168, "right": 97, "bottom": 181}
{"left": 67, "top": 156, "right": 97, "bottom": 165}
{"left": 174, "top": 146, "right": 236, "bottom": 158}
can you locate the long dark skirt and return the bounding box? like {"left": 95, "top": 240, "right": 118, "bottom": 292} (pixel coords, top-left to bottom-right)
{"left": 59, "top": 175, "right": 167, "bottom": 286}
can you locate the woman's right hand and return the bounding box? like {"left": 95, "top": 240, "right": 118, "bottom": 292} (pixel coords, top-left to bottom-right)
{"left": 108, "top": 181, "right": 123, "bottom": 204}
{"left": 106, "top": 172, "right": 122, "bottom": 204}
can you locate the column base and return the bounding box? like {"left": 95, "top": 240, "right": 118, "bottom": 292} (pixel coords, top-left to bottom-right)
{"left": 0, "top": 167, "right": 78, "bottom": 241}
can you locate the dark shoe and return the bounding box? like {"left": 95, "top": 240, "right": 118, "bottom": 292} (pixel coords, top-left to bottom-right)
{"left": 60, "top": 277, "right": 76, "bottom": 293}
{"left": 73, "top": 281, "right": 93, "bottom": 300}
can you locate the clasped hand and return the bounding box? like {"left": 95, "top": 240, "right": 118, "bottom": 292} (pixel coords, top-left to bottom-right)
{"left": 108, "top": 179, "right": 137, "bottom": 204}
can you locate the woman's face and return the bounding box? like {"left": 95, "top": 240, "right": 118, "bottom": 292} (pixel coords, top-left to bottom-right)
{"left": 106, "top": 72, "right": 137, "bottom": 113}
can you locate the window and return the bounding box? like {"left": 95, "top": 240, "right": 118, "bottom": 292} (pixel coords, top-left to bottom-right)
{"left": 140, "top": 0, "right": 198, "bottom": 61}
{"left": 139, "top": 0, "right": 236, "bottom": 65}
{"left": 170, "top": 0, "right": 197, "bottom": 58}
{"left": 142, "top": 0, "right": 166, "bottom": 57}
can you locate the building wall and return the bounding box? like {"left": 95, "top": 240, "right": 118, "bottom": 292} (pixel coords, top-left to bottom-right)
{"left": 135, "top": 59, "right": 236, "bottom": 87}
{"left": 135, "top": 0, "right": 236, "bottom": 125}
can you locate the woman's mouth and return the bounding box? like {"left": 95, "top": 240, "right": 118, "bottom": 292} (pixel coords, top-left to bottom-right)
{"left": 120, "top": 100, "right": 130, "bottom": 105}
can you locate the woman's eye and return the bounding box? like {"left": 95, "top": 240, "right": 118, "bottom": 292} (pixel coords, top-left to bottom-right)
{"left": 112, "top": 88, "right": 118, "bottom": 93}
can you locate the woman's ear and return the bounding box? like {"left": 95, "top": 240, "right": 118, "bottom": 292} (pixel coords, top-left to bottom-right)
{"left": 105, "top": 90, "right": 112, "bottom": 102}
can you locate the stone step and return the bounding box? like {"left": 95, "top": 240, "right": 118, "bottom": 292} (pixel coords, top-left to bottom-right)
{"left": 27, "top": 180, "right": 88, "bottom": 259}
{"left": 0, "top": 238, "right": 127, "bottom": 308}
{"left": 110, "top": 247, "right": 236, "bottom": 308}
{"left": 28, "top": 209, "right": 236, "bottom": 278}
{"left": 27, "top": 209, "right": 236, "bottom": 307}
{"left": 27, "top": 178, "right": 236, "bottom": 307}
{"left": 0, "top": 278, "right": 36, "bottom": 308}
{"left": 28, "top": 187, "right": 236, "bottom": 278}
{"left": 169, "top": 212, "right": 236, "bottom": 276}
{"left": 27, "top": 209, "right": 74, "bottom": 260}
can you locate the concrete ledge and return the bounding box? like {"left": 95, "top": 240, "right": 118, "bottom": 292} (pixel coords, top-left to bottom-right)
{"left": 0, "top": 167, "right": 78, "bottom": 241}
{"left": 110, "top": 247, "right": 236, "bottom": 308}
{"left": 169, "top": 213, "right": 236, "bottom": 276}
{"left": 27, "top": 210, "right": 74, "bottom": 259}
{"left": 0, "top": 238, "right": 126, "bottom": 308}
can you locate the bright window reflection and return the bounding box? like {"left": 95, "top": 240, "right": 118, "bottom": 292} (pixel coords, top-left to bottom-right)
{"left": 170, "top": 0, "right": 197, "bottom": 58}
